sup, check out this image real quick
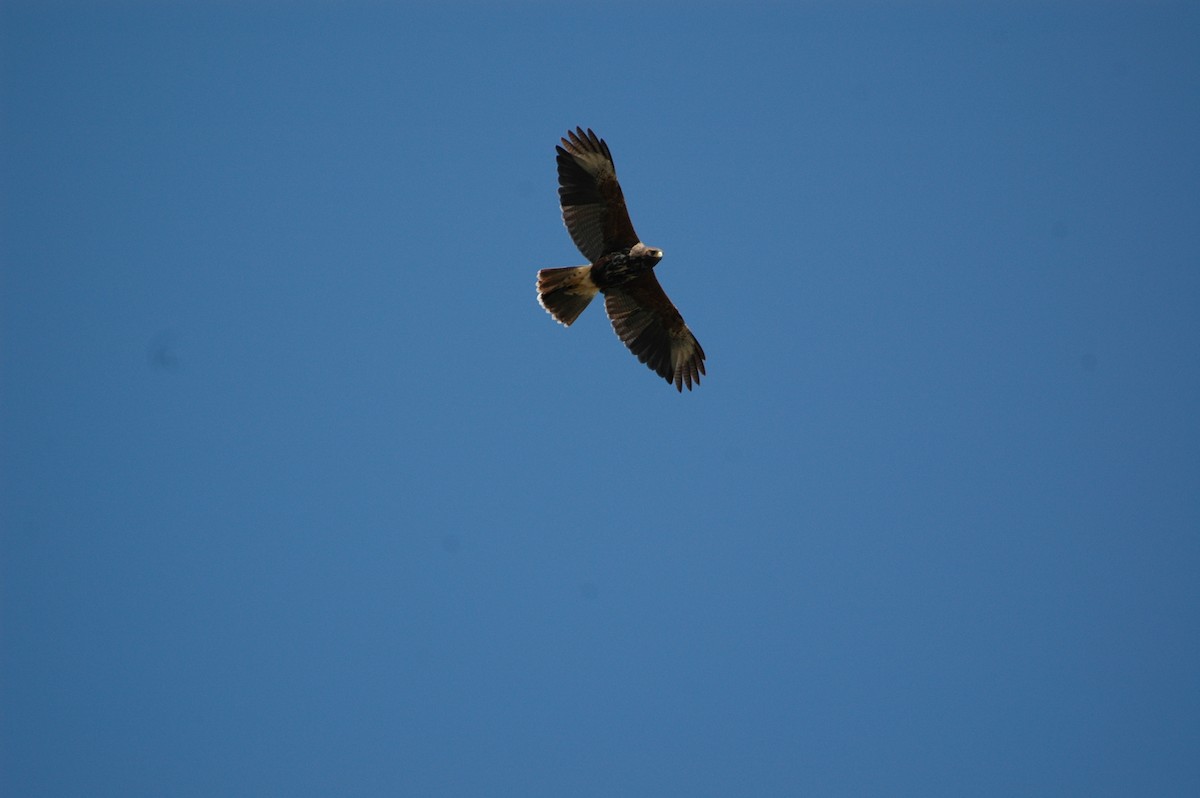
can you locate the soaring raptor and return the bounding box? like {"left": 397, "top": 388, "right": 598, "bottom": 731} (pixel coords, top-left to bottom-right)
{"left": 536, "top": 127, "right": 705, "bottom": 391}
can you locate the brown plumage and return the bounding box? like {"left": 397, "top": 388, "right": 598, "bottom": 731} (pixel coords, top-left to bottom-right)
{"left": 536, "top": 127, "right": 706, "bottom": 391}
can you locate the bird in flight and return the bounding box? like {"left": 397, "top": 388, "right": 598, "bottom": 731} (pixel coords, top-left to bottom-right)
{"left": 536, "top": 127, "right": 706, "bottom": 391}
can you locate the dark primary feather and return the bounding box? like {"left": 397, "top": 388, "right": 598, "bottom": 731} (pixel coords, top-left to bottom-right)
{"left": 556, "top": 127, "right": 639, "bottom": 262}
{"left": 604, "top": 274, "right": 706, "bottom": 391}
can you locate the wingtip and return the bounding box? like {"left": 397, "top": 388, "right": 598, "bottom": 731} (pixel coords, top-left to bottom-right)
{"left": 674, "top": 369, "right": 701, "bottom": 392}
{"left": 561, "top": 126, "right": 607, "bottom": 157}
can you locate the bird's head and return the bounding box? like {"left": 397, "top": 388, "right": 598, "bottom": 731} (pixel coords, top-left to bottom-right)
{"left": 633, "top": 243, "right": 663, "bottom": 262}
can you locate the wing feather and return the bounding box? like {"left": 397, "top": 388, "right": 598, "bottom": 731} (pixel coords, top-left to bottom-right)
{"left": 603, "top": 274, "right": 706, "bottom": 391}
{"left": 557, "top": 127, "right": 640, "bottom": 262}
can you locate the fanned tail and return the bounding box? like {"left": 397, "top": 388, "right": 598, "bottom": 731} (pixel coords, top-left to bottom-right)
{"left": 536, "top": 266, "right": 599, "bottom": 326}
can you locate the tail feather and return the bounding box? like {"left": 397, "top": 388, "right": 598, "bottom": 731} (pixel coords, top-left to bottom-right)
{"left": 537, "top": 265, "right": 599, "bottom": 326}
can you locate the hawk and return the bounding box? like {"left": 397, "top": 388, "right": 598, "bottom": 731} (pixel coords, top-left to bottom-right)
{"left": 536, "top": 127, "right": 706, "bottom": 391}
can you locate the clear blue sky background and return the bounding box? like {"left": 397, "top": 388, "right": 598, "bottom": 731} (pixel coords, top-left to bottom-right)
{"left": 2, "top": 3, "right": 1198, "bottom": 796}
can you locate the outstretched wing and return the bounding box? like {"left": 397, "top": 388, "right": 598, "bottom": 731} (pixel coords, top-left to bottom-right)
{"left": 557, "top": 127, "right": 640, "bottom": 262}
{"left": 604, "top": 273, "right": 706, "bottom": 391}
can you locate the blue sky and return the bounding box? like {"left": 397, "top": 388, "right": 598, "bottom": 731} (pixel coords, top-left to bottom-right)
{"left": 2, "top": 2, "right": 1198, "bottom": 796}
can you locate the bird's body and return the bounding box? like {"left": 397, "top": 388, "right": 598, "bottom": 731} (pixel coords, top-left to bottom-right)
{"left": 536, "top": 127, "right": 705, "bottom": 391}
{"left": 590, "top": 243, "right": 662, "bottom": 290}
